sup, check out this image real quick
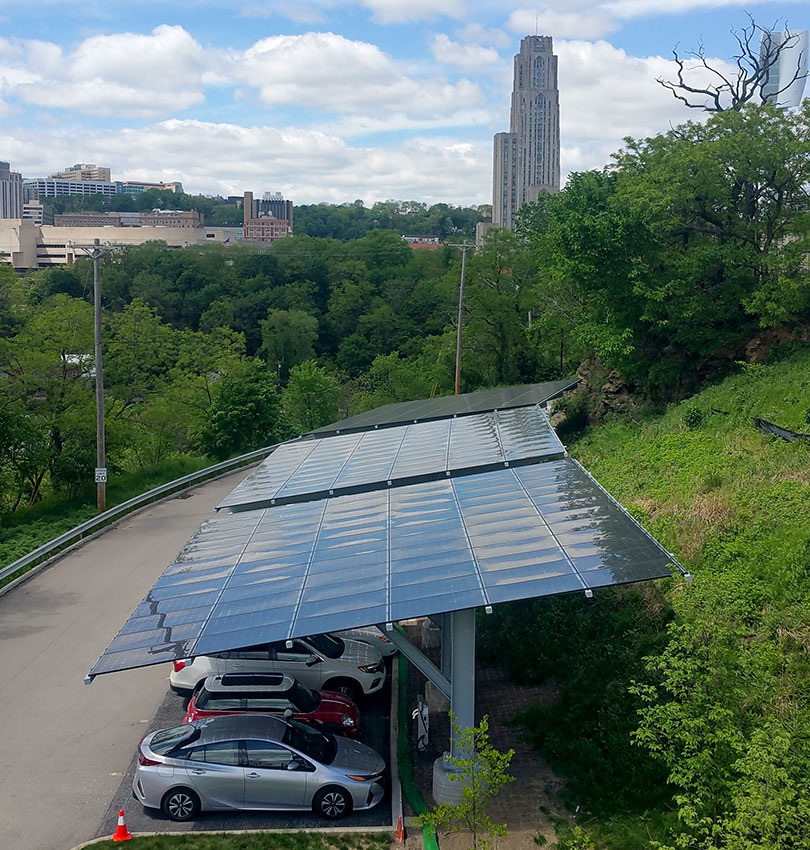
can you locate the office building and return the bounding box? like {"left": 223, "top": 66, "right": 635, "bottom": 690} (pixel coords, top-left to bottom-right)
{"left": 761, "top": 29, "right": 809, "bottom": 108}
{"left": 493, "top": 35, "right": 560, "bottom": 231}
{"left": 1, "top": 161, "right": 24, "bottom": 219}
{"left": 22, "top": 201, "right": 54, "bottom": 226}
{"left": 0, "top": 219, "right": 242, "bottom": 270}
{"left": 243, "top": 191, "right": 293, "bottom": 243}
{"left": 50, "top": 163, "right": 112, "bottom": 182}
{"left": 121, "top": 180, "right": 184, "bottom": 195}
{"left": 25, "top": 178, "right": 122, "bottom": 199}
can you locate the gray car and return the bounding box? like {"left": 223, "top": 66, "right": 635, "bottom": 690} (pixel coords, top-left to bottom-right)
{"left": 133, "top": 714, "right": 385, "bottom": 821}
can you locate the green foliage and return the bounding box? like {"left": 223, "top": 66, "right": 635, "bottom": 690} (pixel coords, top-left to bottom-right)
{"left": 682, "top": 406, "right": 704, "bottom": 430}
{"left": 558, "top": 825, "right": 597, "bottom": 850}
{"left": 194, "top": 360, "right": 285, "bottom": 459}
{"left": 260, "top": 308, "right": 319, "bottom": 384}
{"left": 571, "top": 348, "right": 810, "bottom": 849}
{"left": 282, "top": 360, "right": 341, "bottom": 434}
{"left": 479, "top": 586, "right": 672, "bottom": 812}
{"left": 420, "top": 714, "right": 515, "bottom": 850}
{"left": 522, "top": 102, "right": 810, "bottom": 397}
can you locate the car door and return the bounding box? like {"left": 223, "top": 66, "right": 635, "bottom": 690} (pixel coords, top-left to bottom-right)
{"left": 242, "top": 739, "right": 311, "bottom": 808}
{"left": 180, "top": 740, "right": 244, "bottom": 810}
{"left": 271, "top": 641, "right": 326, "bottom": 688}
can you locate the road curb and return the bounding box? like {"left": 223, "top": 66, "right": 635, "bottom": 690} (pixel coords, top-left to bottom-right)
{"left": 69, "top": 826, "right": 394, "bottom": 849}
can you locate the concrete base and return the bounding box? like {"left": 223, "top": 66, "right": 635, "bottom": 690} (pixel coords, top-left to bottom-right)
{"left": 432, "top": 755, "right": 466, "bottom": 805}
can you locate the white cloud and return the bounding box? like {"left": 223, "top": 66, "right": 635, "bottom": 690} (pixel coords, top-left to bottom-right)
{"left": 430, "top": 34, "right": 502, "bottom": 71}
{"left": 1, "top": 119, "right": 492, "bottom": 206}
{"left": 508, "top": 7, "right": 619, "bottom": 40}
{"left": 7, "top": 25, "right": 210, "bottom": 117}
{"left": 236, "top": 32, "right": 483, "bottom": 117}
{"left": 553, "top": 39, "right": 736, "bottom": 172}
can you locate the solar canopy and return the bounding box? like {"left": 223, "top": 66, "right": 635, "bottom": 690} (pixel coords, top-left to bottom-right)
{"left": 311, "top": 377, "right": 579, "bottom": 435}
{"left": 89, "top": 458, "right": 677, "bottom": 677}
{"left": 218, "top": 405, "right": 566, "bottom": 512}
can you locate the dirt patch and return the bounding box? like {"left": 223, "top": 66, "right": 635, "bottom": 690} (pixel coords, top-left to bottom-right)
{"left": 403, "top": 624, "right": 564, "bottom": 848}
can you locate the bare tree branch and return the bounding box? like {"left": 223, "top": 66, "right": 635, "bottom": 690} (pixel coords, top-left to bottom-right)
{"left": 657, "top": 14, "right": 808, "bottom": 112}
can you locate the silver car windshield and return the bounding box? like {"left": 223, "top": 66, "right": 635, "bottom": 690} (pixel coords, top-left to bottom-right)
{"left": 283, "top": 718, "right": 337, "bottom": 764}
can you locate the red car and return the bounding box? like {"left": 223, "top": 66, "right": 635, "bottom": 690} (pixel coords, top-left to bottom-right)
{"left": 182, "top": 672, "right": 362, "bottom": 739}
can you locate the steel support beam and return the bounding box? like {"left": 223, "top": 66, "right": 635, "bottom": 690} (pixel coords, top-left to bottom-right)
{"left": 449, "top": 608, "right": 475, "bottom": 759}
{"left": 379, "top": 625, "right": 451, "bottom": 699}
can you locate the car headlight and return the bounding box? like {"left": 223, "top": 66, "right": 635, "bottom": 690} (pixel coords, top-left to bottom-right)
{"left": 357, "top": 663, "right": 383, "bottom": 674}
{"left": 341, "top": 714, "right": 356, "bottom": 728}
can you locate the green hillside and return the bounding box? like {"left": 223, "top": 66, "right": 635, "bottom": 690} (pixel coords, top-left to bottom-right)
{"left": 481, "top": 347, "right": 810, "bottom": 849}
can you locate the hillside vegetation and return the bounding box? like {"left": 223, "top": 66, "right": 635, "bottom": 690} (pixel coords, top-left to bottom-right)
{"left": 481, "top": 348, "right": 810, "bottom": 849}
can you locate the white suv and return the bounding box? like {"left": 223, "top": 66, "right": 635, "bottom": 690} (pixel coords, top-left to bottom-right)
{"left": 170, "top": 633, "right": 386, "bottom": 702}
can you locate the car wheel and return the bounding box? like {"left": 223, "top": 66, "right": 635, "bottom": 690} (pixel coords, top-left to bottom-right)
{"left": 161, "top": 787, "right": 201, "bottom": 821}
{"left": 324, "top": 678, "right": 361, "bottom": 703}
{"left": 314, "top": 786, "right": 353, "bottom": 820}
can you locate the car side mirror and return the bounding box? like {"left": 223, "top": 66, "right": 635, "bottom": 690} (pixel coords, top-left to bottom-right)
{"left": 286, "top": 760, "right": 300, "bottom": 771}
{"left": 283, "top": 708, "right": 294, "bottom": 718}
{"left": 305, "top": 656, "right": 322, "bottom": 666}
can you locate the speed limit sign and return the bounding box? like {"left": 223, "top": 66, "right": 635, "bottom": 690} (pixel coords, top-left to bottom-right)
{"left": 95, "top": 467, "right": 108, "bottom": 483}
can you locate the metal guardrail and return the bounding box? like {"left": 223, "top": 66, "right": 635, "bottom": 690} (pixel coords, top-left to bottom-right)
{"left": 0, "top": 443, "right": 280, "bottom": 587}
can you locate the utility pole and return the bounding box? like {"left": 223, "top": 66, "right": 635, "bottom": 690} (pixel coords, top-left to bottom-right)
{"left": 72, "top": 239, "right": 117, "bottom": 511}
{"left": 447, "top": 242, "right": 475, "bottom": 396}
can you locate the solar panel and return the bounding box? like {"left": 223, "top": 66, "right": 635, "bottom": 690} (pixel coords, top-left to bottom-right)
{"left": 311, "top": 377, "right": 579, "bottom": 435}
{"left": 217, "top": 405, "right": 566, "bottom": 512}
{"left": 89, "top": 458, "right": 678, "bottom": 677}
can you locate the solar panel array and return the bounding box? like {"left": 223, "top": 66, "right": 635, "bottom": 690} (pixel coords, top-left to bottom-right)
{"left": 90, "top": 459, "right": 676, "bottom": 677}
{"left": 311, "top": 377, "right": 579, "bottom": 434}
{"left": 218, "top": 405, "right": 566, "bottom": 512}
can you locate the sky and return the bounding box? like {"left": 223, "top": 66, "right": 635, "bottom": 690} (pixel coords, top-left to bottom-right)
{"left": 0, "top": 0, "right": 806, "bottom": 206}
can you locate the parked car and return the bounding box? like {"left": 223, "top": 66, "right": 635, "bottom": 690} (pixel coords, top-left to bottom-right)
{"left": 336, "top": 627, "right": 397, "bottom": 657}
{"left": 170, "top": 633, "right": 386, "bottom": 702}
{"left": 183, "top": 673, "right": 361, "bottom": 739}
{"left": 133, "top": 714, "right": 385, "bottom": 821}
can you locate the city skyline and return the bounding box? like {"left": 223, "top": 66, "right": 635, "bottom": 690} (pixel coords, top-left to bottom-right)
{"left": 0, "top": 1, "right": 807, "bottom": 205}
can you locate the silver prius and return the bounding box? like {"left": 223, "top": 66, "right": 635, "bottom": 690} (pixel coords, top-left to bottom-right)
{"left": 133, "top": 714, "right": 385, "bottom": 821}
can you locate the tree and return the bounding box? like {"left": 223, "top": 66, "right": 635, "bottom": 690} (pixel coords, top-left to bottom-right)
{"left": 420, "top": 715, "right": 515, "bottom": 850}
{"left": 260, "top": 309, "right": 319, "bottom": 385}
{"left": 281, "top": 360, "right": 340, "bottom": 434}
{"left": 460, "top": 229, "right": 537, "bottom": 388}
{"left": 658, "top": 15, "right": 809, "bottom": 112}
{"left": 522, "top": 102, "right": 810, "bottom": 396}
{"left": 194, "top": 360, "right": 284, "bottom": 459}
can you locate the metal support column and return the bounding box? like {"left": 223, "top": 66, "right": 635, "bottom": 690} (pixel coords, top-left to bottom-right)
{"left": 432, "top": 607, "right": 476, "bottom": 804}
{"left": 449, "top": 608, "right": 475, "bottom": 758}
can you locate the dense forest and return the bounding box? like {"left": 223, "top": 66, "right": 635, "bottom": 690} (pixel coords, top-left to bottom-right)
{"left": 3, "top": 99, "right": 810, "bottom": 848}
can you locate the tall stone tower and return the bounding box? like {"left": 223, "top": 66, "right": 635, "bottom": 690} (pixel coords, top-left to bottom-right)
{"left": 493, "top": 36, "right": 560, "bottom": 231}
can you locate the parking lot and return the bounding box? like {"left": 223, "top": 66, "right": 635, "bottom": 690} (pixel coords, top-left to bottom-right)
{"left": 95, "top": 663, "right": 394, "bottom": 837}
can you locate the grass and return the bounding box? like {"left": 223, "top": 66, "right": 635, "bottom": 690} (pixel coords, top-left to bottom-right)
{"left": 0, "top": 454, "right": 213, "bottom": 575}
{"left": 509, "top": 347, "right": 810, "bottom": 849}
{"left": 552, "top": 811, "right": 680, "bottom": 850}
{"left": 88, "top": 832, "right": 390, "bottom": 850}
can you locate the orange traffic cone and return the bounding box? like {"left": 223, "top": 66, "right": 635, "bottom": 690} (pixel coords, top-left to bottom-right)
{"left": 395, "top": 814, "right": 405, "bottom": 843}
{"left": 112, "top": 809, "right": 132, "bottom": 842}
